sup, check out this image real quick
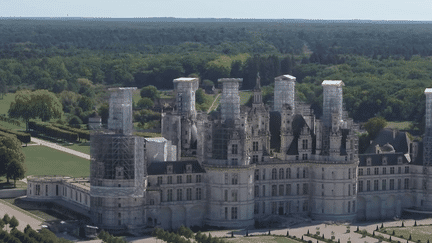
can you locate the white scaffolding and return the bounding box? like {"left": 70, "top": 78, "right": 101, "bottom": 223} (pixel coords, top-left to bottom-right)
{"left": 108, "top": 87, "right": 136, "bottom": 135}
{"left": 322, "top": 80, "right": 344, "bottom": 127}
{"left": 218, "top": 78, "right": 243, "bottom": 121}
{"left": 274, "top": 75, "right": 296, "bottom": 113}
{"left": 173, "top": 77, "right": 199, "bottom": 118}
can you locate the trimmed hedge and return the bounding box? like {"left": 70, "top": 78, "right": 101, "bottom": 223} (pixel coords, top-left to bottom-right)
{"left": 29, "top": 121, "right": 78, "bottom": 142}
{"left": 51, "top": 123, "right": 90, "bottom": 141}
{"left": 0, "top": 126, "right": 31, "bottom": 144}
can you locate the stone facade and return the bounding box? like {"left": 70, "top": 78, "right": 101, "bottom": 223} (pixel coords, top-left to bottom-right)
{"left": 25, "top": 76, "right": 432, "bottom": 234}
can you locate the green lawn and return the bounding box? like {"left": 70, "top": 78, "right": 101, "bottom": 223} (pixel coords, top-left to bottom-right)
{"left": 380, "top": 225, "right": 432, "bottom": 243}
{"left": 61, "top": 142, "right": 91, "bottom": 155}
{"left": 386, "top": 121, "right": 412, "bottom": 130}
{"left": 0, "top": 93, "right": 17, "bottom": 115}
{"left": 22, "top": 145, "right": 90, "bottom": 177}
{"left": 0, "top": 176, "right": 27, "bottom": 189}
{"left": 240, "top": 91, "right": 253, "bottom": 105}
{"left": 225, "top": 235, "right": 301, "bottom": 243}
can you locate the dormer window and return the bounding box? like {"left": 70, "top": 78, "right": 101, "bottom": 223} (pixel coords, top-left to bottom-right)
{"left": 167, "top": 164, "right": 173, "bottom": 174}
{"left": 382, "top": 157, "right": 387, "bottom": 165}
{"left": 186, "top": 164, "right": 192, "bottom": 173}
{"left": 397, "top": 156, "right": 403, "bottom": 165}
{"left": 366, "top": 157, "right": 372, "bottom": 166}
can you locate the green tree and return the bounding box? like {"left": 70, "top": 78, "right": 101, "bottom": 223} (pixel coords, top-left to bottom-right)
{"left": 2, "top": 214, "right": 10, "bottom": 225}
{"left": 195, "top": 88, "right": 206, "bottom": 104}
{"left": 97, "top": 103, "right": 109, "bottom": 125}
{"left": 78, "top": 96, "right": 94, "bottom": 112}
{"left": 0, "top": 219, "right": 4, "bottom": 230}
{"left": 0, "top": 78, "right": 7, "bottom": 99}
{"left": 9, "top": 216, "right": 18, "bottom": 229}
{"left": 0, "top": 136, "right": 26, "bottom": 184}
{"left": 140, "top": 85, "right": 160, "bottom": 100}
{"left": 364, "top": 116, "right": 387, "bottom": 139}
{"left": 137, "top": 97, "right": 154, "bottom": 110}
{"left": 8, "top": 90, "right": 63, "bottom": 131}
{"left": 6, "top": 160, "right": 26, "bottom": 187}
{"left": 68, "top": 115, "right": 83, "bottom": 127}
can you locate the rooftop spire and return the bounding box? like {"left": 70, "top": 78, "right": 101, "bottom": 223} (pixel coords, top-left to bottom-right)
{"left": 255, "top": 72, "right": 261, "bottom": 90}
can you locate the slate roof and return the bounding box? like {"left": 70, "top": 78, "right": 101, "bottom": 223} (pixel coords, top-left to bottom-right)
{"left": 147, "top": 160, "right": 206, "bottom": 175}
{"left": 358, "top": 153, "right": 410, "bottom": 167}
{"left": 365, "top": 129, "right": 410, "bottom": 154}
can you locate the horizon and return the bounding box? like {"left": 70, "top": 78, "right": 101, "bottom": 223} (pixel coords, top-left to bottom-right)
{"left": 1, "top": 0, "right": 431, "bottom": 21}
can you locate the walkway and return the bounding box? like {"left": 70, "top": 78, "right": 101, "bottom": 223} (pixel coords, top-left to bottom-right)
{"left": 30, "top": 137, "right": 90, "bottom": 160}
{"left": 0, "top": 199, "right": 43, "bottom": 232}
{"left": 207, "top": 93, "right": 221, "bottom": 114}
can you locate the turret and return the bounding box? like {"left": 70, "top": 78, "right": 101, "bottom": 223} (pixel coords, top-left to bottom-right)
{"left": 322, "top": 80, "right": 344, "bottom": 128}
{"left": 274, "top": 75, "right": 296, "bottom": 113}
{"left": 218, "top": 78, "right": 243, "bottom": 122}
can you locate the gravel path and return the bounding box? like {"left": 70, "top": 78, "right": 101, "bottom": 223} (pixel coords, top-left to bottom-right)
{"left": 0, "top": 199, "right": 43, "bottom": 232}
{"left": 30, "top": 137, "right": 90, "bottom": 160}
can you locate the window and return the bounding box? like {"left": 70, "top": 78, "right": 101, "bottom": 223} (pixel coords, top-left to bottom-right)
{"left": 349, "top": 168, "right": 351, "bottom": 179}
{"left": 46, "top": 185, "right": 48, "bottom": 196}
{"left": 231, "top": 207, "right": 238, "bottom": 219}
{"left": 398, "top": 179, "right": 402, "bottom": 190}
{"left": 367, "top": 180, "right": 371, "bottom": 191}
{"left": 231, "top": 158, "right": 238, "bottom": 165}
{"left": 303, "top": 169, "right": 307, "bottom": 178}
{"left": 348, "top": 201, "right": 351, "bottom": 213}
{"left": 279, "top": 168, "right": 284, "bottom": 179}
{"left": 286, "top": 168, "right": 291, "bottom": 179}
{"left": 374, "top": 168, "right": 379, "bottom": 175}
{"left": 302, "top": 154, "right": 308, "bottom": 160}
{"left": 297, "top": 168, "right": 300, "bottom": 179}
{"left": 118, "top": 203, "right": 121, "bottom": 208}
{"left": 398, "top": 167, "right": 402, "bottom": 174}
{"left": 196, "top": 188, "right": 202, "bottom": 200}
{"left": 286, "top": 184, "right": 291, "bottom": 196}
{"left": 252, "top": 155, "right": 258, "bottom": 163}
{"left": 35, "top": 185, "right": 40, "bottom": 195}
{"left": 302, "top": 201, "right": 308, "bottom": 212}
{"left": 303, "top": 183, "right": 308, "bottom": 195}
{"left": 358, "top": 181, "right": 363, "bottom": 192}
{"left": 196, "top": 175, "right": 201, "bottom": 183}
{"left": 167, "top": 176, "right": 172, "bottom": 184}
{"left": 390, "top": 179, "right": 395, "bottom": 190}
{"left": 390, "top": 167, "right": 395, "bottom": 174}
{"left": 56, "top": 185, "right": 58, "bottom": 196}
{"left": 272, "top": 185, "right": 277, "bottom": 196}
{"left": 253, "top": 141, "right": 259, "bottom": 151}
{"left": 353, "top": 183, "right": 356, "bottom": 195}
{"left": 279, "top": 185, "right": 284, "bottom": 196}
{"left": 225, "top": 173, "right": 229, "bottom": 184}
{"left": 348, "top": 185, "right": 351, "bottom": 195}
{"left": 232, "top": 144, "right": 238, "bottom": 154}
{"left": 272, "top": 168, "right": 277, "bottom": 179}
{"left": 232, "top": 190, "right": 238, "bottom": 202}
{"left": 262, "top": 202, "right": 266, "bottom": 214}
{"left": 262, "top": 169, "right": 266, "bottom": 180}
{"left": 150, "top": 199, "right": 155, "bottom": 205}
{"left": 296, "top": 184, "right": 300, "bottom": 195}
{"left": 262, "top": 185, "right": 266, "bottom": 197}
{"left": 382, "top": 167, "right": 386, "bottom": 175}
{"left": 405, "top": 166, "right": 409, "bottom": 173}
{"left": 187, "top": 188, "right": 192, "bottom": 200}
{"left": 352, "top": 201, "right": 356, "bottom": 212}
{"left": 404, "top": 178, "right": 409, "bottom": 189}
{"left": 398, "top": 156, "right": 403, "bottom": 164}
{"left": 177, "top": 175, "right": 182, "bottom": 184}
{"left": 254, "top": 202, "right": 259, "bottom": 214}
{"left": 367, "top": 168, "right": 371, "bottom": 175}
{"left": 255, "top": 169, "right": 260, "bottom": 181}
{"left": 157, "top": 176, "right": 163, "bottom": 185}
{"left": 359, "top": 168, "right": 363, "bottom": 176}
{"left": 177, "top": 189, "right": 183, "bottom": 201}
{"left": 374, "top": 180, "right": 379, "bottom": 191}
{"left": 382, "top": 157, "right": 387, "bottom": 165}
{"left": 167, "top": 189, "right": 173, "bottom": 202}
{"left": 382, "top": 179, "right": 387, "bottom": 191}
{"left": 225, "top": 207, "right": 228, "bottom": 220}
{"left": 271, "top": 202, "right": 277, "bottom": 214}
{"left": 232, "top": 174, "right": 238, "bottom": 185}
{"left": 302, "top": 139, "right": 308, "bottom": 149}
{"left": 254, "top": 186, "right": 259, "bottom": 198}
{"left": 97, "top": 213, "right": 102, "bottom": 224}
{"left": 186, "top": 175, "right": 192, "bottom": 183}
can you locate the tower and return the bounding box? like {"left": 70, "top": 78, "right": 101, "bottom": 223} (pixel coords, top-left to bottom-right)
{"left": 274, "top": 74, "right": 296, "bottom": 113}
{"left": 322, "top": 80, "right": 344, "bottom": 127}
{"left": 90, "top": 87, "right": 146, "bottom": 233}
{"left": 219, "top": 78, "right": 242, "bottom": 122}
{"left": 173, "top": 77, "right": 199, "bottom": 118}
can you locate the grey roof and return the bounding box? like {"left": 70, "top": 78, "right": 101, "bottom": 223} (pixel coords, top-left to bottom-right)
{"left": 365, "top": 129, "right": 410, "bottom": 154}
{"left": 358, "top": 153, "right": 410, "bottom": 167}
{"left": 147, "top": 160, "right": 205, "bottom": 175}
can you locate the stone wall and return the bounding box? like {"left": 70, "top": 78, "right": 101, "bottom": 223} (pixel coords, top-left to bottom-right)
{"left": 0, "top": 189, "right": 26, "bottom": 199}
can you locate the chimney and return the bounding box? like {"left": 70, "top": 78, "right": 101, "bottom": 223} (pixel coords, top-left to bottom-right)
{"left": 322, "top": 80, "right": 344, "bottom": 127}
{"left": 108, "top": 87, "right": 136, "bottom": 135}
{"left": 173, "top": 77, "right": 199, "bottom": 117}
{"left": 425, "top": 88, "right": 432, "bottom": 133}
{"left": 218, "top": 78, "right": 243, "bottom": 121}
{"left": 274, "top": 74, "right": 296, "bottom": 113}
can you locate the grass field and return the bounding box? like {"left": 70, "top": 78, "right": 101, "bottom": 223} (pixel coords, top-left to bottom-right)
{"left": 0, "top": 93, "right": 16, "bottom": 115}
{"left": 381, "top": 225, "right": 432, "bottom": 243}
{"left": 0, "top": 176, "right": 27, "bottom": 189}
{"left": 22, "top": 145, "right": 90, "bottom": 177}
{"left": 240, "top": 91, "right": 253, "bottom": 105}
{"left": 386, "top": 121, "right": 413, "bottom": 130}
{"left": 61, "top": 142, "right": 91, "bottom": 155}
{"left": 225, "top": 235, "right": 301, "bottom": 243}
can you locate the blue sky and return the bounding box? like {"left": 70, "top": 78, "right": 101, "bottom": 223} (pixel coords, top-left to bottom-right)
{"left": 1, "top": 0, "right": 431, "bottom": 21}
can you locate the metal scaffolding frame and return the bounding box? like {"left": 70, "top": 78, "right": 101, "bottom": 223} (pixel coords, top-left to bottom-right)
{"left": 274, "top": 75, "right": 296, "bottom": 113}
{"left": 108, "top": 87, "right": 136, "bottom": 135}
{"left": 322, "top": 80, "right": 344, "bottom": 127}
{"left": 218, "top": 78, "right": 243, "bottom": 121}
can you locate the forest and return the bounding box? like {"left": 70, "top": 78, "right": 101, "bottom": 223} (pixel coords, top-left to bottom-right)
{"left": 1, "top": 19, "right": 432, "bottom": 127}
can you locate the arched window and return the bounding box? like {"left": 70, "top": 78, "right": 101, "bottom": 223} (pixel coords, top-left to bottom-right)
{"left": 272, "top": 168, "right": 277, "bottom": 180}
{"left": 286, "top": 168, "right": 291, "bottom": 179}
{"left": 279, "top": 168, "right": 284, "bottom": 179}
